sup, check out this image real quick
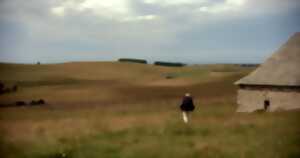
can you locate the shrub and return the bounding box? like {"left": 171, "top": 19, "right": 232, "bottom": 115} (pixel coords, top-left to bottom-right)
{"left": 38, "top": 99, "right": 46, "bottom": 105}
{"left": 0, "top": 82, "right": 4, "bottom": 94}
{"left": 12, "top": 85, "right": 18, "bottom": 92}
{"left": 0, "top": 82, "right": 4, "bottom": 90}
{"left": 0, "top": 83, "right": 18, "bottom": 94}
{"left": 16, "top": 101, "right": 26, "bottom": 106}
{"left": 3, "top": 88, "right": 11, "bottom": 93}
{"left": 30, "top": 100, "right": 38, "bottom": 105}
{"left": 30, "top": 99, "right": 46, "bottom": 106}
{"left": 165, "top": 75, "right": 175, "bottom": 79}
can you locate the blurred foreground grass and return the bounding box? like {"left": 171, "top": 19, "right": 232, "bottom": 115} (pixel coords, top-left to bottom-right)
{"left": 0, "top": 103, "right": 299, "bottom": 158}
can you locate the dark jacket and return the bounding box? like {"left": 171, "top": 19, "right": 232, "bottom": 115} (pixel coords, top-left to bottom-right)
{"left": 180, "top": 96, "right": 195, "bottom": 112}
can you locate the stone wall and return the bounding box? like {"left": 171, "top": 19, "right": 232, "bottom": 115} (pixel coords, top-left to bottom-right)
{"left": 237, "top": 88, "right": 300, "bottom": 112}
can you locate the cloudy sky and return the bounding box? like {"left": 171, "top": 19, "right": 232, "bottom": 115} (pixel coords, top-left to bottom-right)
{"left": 0, "top": 0, "right": 299, "bottom": 64}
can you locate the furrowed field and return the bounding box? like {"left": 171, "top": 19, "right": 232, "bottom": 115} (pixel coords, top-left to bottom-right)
{"left": 0, "top": 62, "right": 299, "bottom": 158}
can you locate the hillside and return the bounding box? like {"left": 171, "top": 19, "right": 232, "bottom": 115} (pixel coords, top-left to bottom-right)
{"left": 0, "top": 62, "right": 299, "bottom": 158}
{"left": 0, "top": 62, "right": 251, "bottom": 106}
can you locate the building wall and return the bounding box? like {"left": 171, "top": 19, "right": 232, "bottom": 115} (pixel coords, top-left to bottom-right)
{"left": 237, "top": 88, "right": 300, "bottom": 112}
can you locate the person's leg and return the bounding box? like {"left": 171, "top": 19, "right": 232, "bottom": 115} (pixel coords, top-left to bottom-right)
{"left": 182, "top": 111, "right": 188, "bottom": 123}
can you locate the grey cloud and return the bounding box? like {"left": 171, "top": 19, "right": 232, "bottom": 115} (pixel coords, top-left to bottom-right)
{"left": 0, "top": 0, "right": 299, "bottom": 63}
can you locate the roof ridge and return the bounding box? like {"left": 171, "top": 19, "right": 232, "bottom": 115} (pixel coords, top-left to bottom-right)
{"left": 235, "top": 32, "right": 300, "bottom": 86}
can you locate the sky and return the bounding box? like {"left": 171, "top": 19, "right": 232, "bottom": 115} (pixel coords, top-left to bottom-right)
{"left": 0, "top": 0, "right": 299, "bottom": 64}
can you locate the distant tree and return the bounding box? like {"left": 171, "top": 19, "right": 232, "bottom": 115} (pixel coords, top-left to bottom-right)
{"left": 118, "top": 58, "right": 147, "bottom": 64}
{"left": 154, "top": 61, "right": 186, "bottom": 67}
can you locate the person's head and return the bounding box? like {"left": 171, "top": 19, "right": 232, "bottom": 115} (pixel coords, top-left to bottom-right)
{"left": 185, "top": 93, "right": 191, "bottom": 97}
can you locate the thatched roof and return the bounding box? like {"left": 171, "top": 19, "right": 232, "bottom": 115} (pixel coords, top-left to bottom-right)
{"left": 235, "top": 32, "right": 300, "bottom": 86}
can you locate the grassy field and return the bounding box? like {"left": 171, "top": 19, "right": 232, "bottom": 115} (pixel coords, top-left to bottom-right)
{"left": 0, "top": 62, "right": 299, "bottom": 158}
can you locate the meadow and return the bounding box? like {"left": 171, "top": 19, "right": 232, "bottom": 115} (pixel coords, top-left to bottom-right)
{"left": 0, "top": 62, "right": 299, "bottom": 158}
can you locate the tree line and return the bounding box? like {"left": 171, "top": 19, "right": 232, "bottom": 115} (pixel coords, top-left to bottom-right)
{"left": 118, "top": 58, "right": 186, "bottom": 67}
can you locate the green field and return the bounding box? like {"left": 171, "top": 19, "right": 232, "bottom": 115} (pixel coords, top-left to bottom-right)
{"left": 0, "top": 62, "right": 299, "bottom": 158}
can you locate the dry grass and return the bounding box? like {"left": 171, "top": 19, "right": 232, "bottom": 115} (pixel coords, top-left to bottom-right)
{"left": 0, "top": 62, "right": 299, "bottom": 158}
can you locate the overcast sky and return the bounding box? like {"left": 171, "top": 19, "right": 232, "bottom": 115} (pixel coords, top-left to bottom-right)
{"left": 0, "top": 0, "right": 299, "bottom": 64}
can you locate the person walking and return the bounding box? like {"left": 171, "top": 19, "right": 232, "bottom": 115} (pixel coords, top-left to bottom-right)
{"left": 180, "top": 93, "right": 195, "bottom": 124}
